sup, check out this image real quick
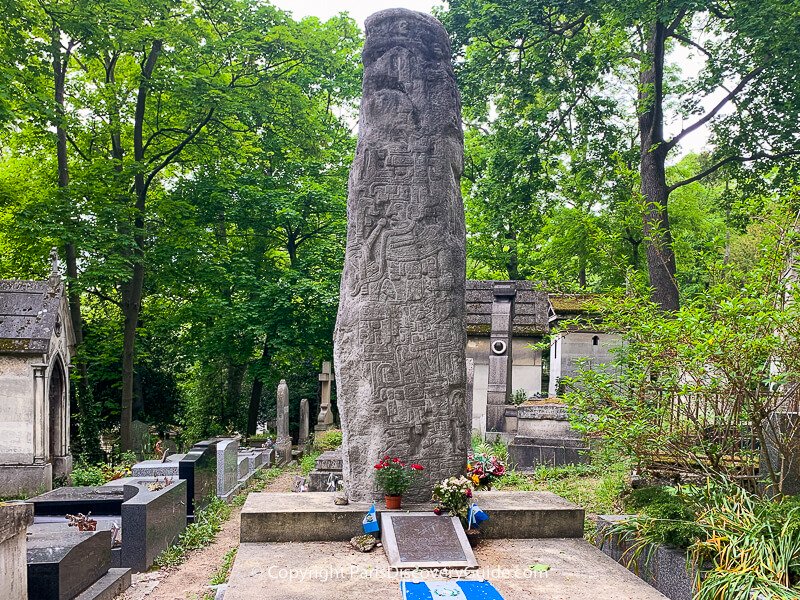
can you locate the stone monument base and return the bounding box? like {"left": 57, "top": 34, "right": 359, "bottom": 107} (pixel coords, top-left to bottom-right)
{"left": 0, "top": 463, "right": 53, "bottom": 498}
{"left": 240, "top": 491, "right": 584, "bottom": 543}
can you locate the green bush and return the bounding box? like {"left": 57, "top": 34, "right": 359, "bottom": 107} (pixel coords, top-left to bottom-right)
{"left": 69, "top": 464, "right": 107, "bottom": 486}
{"left": 155, "top": 497, "right": 231, "bottom": 568}
{"left": 300, "top": 451, "right": 321, "bottom": 475}
{"left": 622, "top": 486, "right": 702, "bottom": 548}
{"left": 313, "top": 429, "right": 342, "bottom": 451}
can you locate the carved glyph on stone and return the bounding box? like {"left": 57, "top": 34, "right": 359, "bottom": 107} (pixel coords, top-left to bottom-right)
{"left": 333, "top": 8, "right": 468, "bottom": 502}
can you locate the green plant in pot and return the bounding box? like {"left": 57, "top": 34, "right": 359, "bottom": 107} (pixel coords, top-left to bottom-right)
{"left": 374, "top": 456, "right": 424, "bottom": 509}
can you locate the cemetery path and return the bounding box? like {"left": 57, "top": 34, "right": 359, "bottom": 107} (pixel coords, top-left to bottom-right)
{"left": 121, "top": 468, "right": 297, "bottom": 600}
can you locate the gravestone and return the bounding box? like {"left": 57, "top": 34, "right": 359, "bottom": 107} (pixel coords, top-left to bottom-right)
{"left": 333, "top": 8, "right": 469, "bottom": 502}
{"left": 216, "top": 438, "right": 239, "bottom": 501}
{"left": 130, "top": 420, "right": 151, "bottom": 458}
{"left": 179, "top": 439, "right": 219, "bottom": 521}
{"left": 275, "top": 380, "right": 292, "bottom": 466}
{"left": 299, "top": 398, "right": 310, "bottom": 447}
{"left": 315, "top": 361, "right": 336, "bottom": 432}
{"left": 381, "top": 512, "right": 477, "bottom": 569}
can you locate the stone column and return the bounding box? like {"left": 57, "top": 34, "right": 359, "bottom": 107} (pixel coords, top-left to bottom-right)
{"left": 32, "top": 364, "right": 47, "bottom": 464}
{"left": 275, "top": 380, "right": 292, "bottom": 466}
{"left": 333, "top": 8, "right": 469, "bottom": 502}
{"left": 315, "top": 361, "right": 335, "bottom": 432}
{"left": 298, "top": 398, "right": 310, "bottom": 447}
{"left": 486, "top": 283, "right": 516, "bottom": 432}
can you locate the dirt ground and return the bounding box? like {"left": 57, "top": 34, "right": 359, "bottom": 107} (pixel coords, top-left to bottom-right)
{"left": 122, "top": 469, "right": 297, "bottom": 600}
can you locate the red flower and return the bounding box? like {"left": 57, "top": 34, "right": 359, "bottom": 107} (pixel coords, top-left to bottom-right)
{"left": 433, "top": 507, "right": 442, "bottom": 516}
{"left": 374, "top": 463, "right": 384, "bottom": 470}
{"left": 392, "top": 457, "right": 401, "bottom": 463}
{"left": 383, "top": 455, "right": 390, "bottom": 461}
{"left": 410, "top": 463, "right": 424, "bottom": 471}
{"left": 466, "top": 488, "right": 473, "bottom": 498}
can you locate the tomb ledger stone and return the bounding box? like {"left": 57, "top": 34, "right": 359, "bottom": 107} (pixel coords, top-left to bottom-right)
{"left": 333, "top": 8, "right": 469, "bottom": 502}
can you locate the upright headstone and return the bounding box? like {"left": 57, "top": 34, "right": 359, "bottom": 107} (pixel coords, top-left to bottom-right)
{"left": 130, "top": 420, "right": 151, "bottom": 458}
{"left": 216, "top": 438, "right": 239, "bottom": 500}
{"left": 298, "top": 398, "right": 310, "bottom": 447}
{"left": 333, "top": 8, "right": 469, "bottom": 502}
{"left": 275, "top": 380, "right": 292, "bottom": 466}
{"left": 315, "top": 361, "right": 336, "bottom": 432}
{"left": 486, "top": 283, "right": 515, "bottom": 431}
{"left": 466, "top": 358, "right": 475, "bottom": 434}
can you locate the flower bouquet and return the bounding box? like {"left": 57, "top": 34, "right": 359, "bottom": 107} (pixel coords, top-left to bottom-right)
{"left": 466, "top": 451, "right": 506, "bottom": 489}
{"left": 432, "top": 476, "right": 474, "bottom": 522}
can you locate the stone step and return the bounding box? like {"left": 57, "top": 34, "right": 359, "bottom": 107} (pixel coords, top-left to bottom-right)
{"left": 240, "top": 491, "right": 583, "bottom": 543}
{"left": 73, "top": 568, "right": 131, "bottom": 600}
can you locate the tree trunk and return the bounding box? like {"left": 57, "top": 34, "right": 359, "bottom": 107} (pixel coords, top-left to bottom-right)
{"left": 120, "top": 40, "right": 162, "bottom": 451}
{"left": 505, "top": 227, "right": 520, "bottom": 280}
{"left": 247, "top": 339, "right": 271, "bottom": 435}
{"left": 639, "top": 20, "right": 679, "bottom": 311}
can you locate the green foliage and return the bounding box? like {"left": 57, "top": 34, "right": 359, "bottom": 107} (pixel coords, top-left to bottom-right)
{"left": 210, "top": 548, "right": 237, "bottom": 586}
{"left": 373, "top": 456, "right": 423, "bottom": 496}
{"left": 564, "top": 208, "right": 800, "bottom": 490}
{"left": 69, "top": 465, "right": 108, "bottom": 487}
{"left": 313, "top": 429, "right": 342, "bottom": 452}
{"left": 610, "top": 480, "right": 800, "bottom": 598}
{"left": 300, "top": 451, "right": 321, "bottom": 476}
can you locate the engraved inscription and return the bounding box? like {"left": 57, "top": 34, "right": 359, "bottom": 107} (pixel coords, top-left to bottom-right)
{"left": 393, "top": 515, "right": 467, "bottom": 563}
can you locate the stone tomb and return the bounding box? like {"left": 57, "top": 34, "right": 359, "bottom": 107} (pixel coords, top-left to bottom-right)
{"left": 26, "top": 527, "right": 130, "bottom": 600}
{"left": 131, "top": 453, "right": 184, "bottom": 478}
{"left": 179, "top": 439, "right": 219, "bottom": 520}
{"left": 274, "top": 381, "right": 292, "bottom": 466}
{"left": 0, "top": 253, "right": 76, "bottom": 497}
{"left": 381, "top": 512, "right": 477, "bottom": 569}
{"left": 307, "top": 449, "right": 343, "bottom": 492}
{"left": 217, "top": 438, "right": 239, "bottom": 501}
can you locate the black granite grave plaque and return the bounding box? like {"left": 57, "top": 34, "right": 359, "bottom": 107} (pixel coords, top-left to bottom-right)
{"left": 30, "top": 486, "right": 124, "bottom": 516}
{"left": 179, "top": 438, "right": 219, "bottom": 521}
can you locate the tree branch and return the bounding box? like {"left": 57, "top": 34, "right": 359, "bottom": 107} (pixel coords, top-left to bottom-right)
{"left": 668, "top": 149, "right": 800, "bottom": 192}
{"left": 666, "top": 66, "right": 764, "bottom": 151}
{"left": 669, "top": 31, "right": 712, "bottom": 59}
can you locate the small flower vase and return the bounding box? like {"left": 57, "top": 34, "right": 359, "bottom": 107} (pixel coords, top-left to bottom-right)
{"left": 385, "top": 494, "right": 402, "bottom": 509}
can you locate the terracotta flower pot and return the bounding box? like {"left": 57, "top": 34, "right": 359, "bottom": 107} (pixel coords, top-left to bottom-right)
{"left": 385, "top": 494, "right": 402, "bottom": 509}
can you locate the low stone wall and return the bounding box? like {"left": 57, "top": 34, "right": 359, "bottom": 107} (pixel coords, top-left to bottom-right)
{"left": 596, "top": 515, "right": 694, "bottom": 600}
{"left": 0, "top": 503, "right": 33, "bottom": 600}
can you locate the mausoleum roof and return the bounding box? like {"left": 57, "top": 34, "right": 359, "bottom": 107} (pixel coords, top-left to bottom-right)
{"left": 547, "top": 294, "right": 603, "bottom": 321}
{"left": 0, "top": 279, "right": 65, "bottom": 354}
{"left": 466, "top": 280, "right": 549, "bottom": 336}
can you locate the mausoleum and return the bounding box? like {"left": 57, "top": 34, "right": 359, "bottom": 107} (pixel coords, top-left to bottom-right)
{"left": 0, "top": 254, "right": 75, "bottom": 496}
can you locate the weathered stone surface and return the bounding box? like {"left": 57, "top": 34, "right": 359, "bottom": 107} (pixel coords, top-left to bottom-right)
{"left": 0, "top": 503, "right": 33, "bottom": 600}
{"left": 216, "top": 438, "right": 239, "bottom": 500}
{"left": 298, "top": 398, "right": 310, "bottom": 446}
{"left": 333, "top": 8, "right": 468, "bottom": 502}
{"left": 275, "top": 381, "right": 292, "bottom": 466}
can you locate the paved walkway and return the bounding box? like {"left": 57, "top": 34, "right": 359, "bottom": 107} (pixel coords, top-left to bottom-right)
{"left": 225, "top": 538, "right": 668, "bottom": 600}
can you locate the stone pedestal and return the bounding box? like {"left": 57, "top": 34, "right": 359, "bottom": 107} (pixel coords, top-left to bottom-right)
{"left": 333, "top": 8, "right": 469, "bottom": 502}
{"left": 275, "top": 381, "right": 292, "bottom": 466}
{"left": 486, "top": 284, "right": 515, "bottom": 432}
{"left": 508, "top": 404, "right": 589, "bottom": 470}
{"left": 0, "top": 503, "right": 33, "bottom": 600}
{"left": 307, "top": 450, "right": 344, "bottom": 492}
{"left": 298, "top": 399, "right": 310, "bottom": 447}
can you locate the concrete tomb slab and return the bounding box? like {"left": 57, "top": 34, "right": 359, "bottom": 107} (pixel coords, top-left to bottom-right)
{"left": 131, "top": 456, "right": 183, "bottom": 478}
{"left": 381, "top": 512, "right": 478, "bottom": 569}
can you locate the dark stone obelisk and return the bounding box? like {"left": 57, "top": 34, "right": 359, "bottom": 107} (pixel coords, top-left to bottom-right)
{"left": 333, "top": 8, "right": 468, "bottom": 502}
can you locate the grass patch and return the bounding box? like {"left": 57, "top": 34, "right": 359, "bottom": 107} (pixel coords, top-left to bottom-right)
{"left": 300, "top": 451, "right": 321, "bottom": 476}
{"left": 210, "top": 547, "right": 238, "bottom": 585}
{"left": 313, "top": 429, "right": 342, "bottom": 451}
{"left": 232, "top": 466, "right": 283, "bottom": 507}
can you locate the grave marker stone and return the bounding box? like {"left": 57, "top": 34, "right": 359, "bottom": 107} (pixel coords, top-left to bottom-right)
{"left": 315, "top": 361, "right": 335, "bottom": 432}
{"left": 333, "top": 8, "right": 469, "bottom": 502}
{"left": 216, "top": 438, "right": 239, "bottom": 500}
{"left": 275, "top": 380, "right": 292, "bottom": 466}
{"left": 299, "top": 398, "right": 310, "bottom": 447}
{"left": 381, "top": 512, "right": 477, "bottom": 569}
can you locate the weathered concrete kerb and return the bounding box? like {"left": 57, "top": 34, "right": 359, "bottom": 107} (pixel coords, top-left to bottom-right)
{"left": 333, "top": 7, "right": 469, "bottom": 503}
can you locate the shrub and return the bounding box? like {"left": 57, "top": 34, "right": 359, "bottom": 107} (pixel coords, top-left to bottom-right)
{"left": 70, "top": 465, "right": 107, "bottom": 486}
{"left": 314, "top": 429, "right": 342, "bottom": 451}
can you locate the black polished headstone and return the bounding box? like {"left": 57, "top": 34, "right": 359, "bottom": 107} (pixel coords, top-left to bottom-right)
{"left": 30, "top": 486, "right": 124, "bottom": 516}
{"left": 179, "top": 439, "right": 219, "bottom": 520}
{"left": 27, "top": 527, "right": 111, "bottom": 600}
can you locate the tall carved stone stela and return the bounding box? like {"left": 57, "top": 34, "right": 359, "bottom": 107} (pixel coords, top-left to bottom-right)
{"left": 334, "top": 9, "right": 468, "bottom": 502}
